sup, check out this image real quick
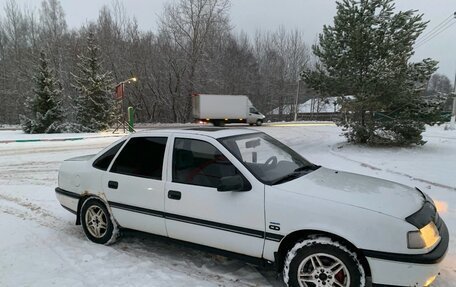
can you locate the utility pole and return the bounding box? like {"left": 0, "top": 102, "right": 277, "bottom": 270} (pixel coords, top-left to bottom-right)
{"left": 452, "top": 13, "right": 456, "bottom": 129}
{"left": 294, "top": 80, "right": 300, "bottom": 122}
{"left": 450, "top": 70, "right": 456, "bottom": 130}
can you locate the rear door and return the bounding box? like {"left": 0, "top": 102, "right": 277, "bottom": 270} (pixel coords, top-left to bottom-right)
{"left": 102, "top": 135, "right": 169, "bottom": 236}
{"left": 164, "top": 134, "right": 265, "bottom": 257}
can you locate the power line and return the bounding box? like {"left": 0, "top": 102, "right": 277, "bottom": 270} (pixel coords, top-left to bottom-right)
{"left": 415, "top": 19, "right": 455, "bottom": 46}
{"left": 415, "top": 12, "right": 455, "bottom": 45}
{"left": 415, "top": 18, "right": 454, "bottom": 46}
{"left": 418, "top": 13, "right": 454, "bottom": 41}
{"left": 415, "top": 20, "right": 456, "bottom": 48}
{"left": 414, "top": 12, "right": 456, "bottom": 48}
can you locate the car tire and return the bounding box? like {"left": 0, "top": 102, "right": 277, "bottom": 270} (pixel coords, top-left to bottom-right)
{"left": 81, "top": 198, "right": 117, "bottom": 245}
{"left": 256, "top": 119, "right": 263, "bottom": 126}
{"left": 283, "top": 237, "right": 366, "bottom": 287}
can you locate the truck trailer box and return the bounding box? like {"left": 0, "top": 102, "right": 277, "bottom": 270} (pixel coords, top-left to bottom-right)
{"left": 192, "top": 94, "right": 265, "bottom": 126}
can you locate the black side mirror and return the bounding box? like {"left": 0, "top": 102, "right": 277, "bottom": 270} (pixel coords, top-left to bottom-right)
{"left": 217, "top": 175, "right": 249, "bottom": 192}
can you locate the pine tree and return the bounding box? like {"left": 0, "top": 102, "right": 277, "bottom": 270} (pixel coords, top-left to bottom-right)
{"left": 20, "top": 50, "right": 64, "bottom": 134}
{"left": 72, "top": 31, "right": 116, "bottom": 132}
{"left": 303, "top": 0, "right": 445, "bottom": 145}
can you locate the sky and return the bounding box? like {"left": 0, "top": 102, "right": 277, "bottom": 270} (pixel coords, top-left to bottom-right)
{"left": 1, "top": 0, "right": 455, "bottom": 82}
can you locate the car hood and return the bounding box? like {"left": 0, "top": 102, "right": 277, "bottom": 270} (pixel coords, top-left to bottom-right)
{"left": 273, "top": 167, "right": 424, "bottom": 219}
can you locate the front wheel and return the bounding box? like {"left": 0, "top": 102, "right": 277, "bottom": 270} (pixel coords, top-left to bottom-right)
{"left": 81, "top": 198, "right": 117, "bottom": 244}
{"left": 283, "top": 237, "right": 366, "bottom": 287}
{"left": 256, "top": 119, "right": 263, "bottom": 126}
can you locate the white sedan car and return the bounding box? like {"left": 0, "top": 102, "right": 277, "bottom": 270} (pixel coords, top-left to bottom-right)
{"left": 56, "top": 128, "right": 448, "bottom": 287}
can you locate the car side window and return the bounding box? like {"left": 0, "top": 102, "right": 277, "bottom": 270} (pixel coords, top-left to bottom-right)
{"left": 110, "top": 137, "right": 167, "bottom": 180}
{"left": 173, "top": 138, "right": 240, "bottom": 188}
{"left": 93, "top": 140, "right": 126, "bottom": 171}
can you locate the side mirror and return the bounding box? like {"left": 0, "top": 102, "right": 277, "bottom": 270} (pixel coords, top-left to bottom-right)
{"left": 217, "top": 175, "right": 249, "bottom": 192}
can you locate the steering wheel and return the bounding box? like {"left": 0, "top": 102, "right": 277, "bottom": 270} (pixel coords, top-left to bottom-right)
{"left": 265, "top": 156, "right": 277, "bottom": 168}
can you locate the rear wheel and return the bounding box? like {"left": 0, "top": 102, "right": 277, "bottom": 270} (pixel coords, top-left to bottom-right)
{"left": 283, "top": 237, "right": 365, "bottom": 287}
{"left": 81, "top": 198, "right": 116, "bottom": 244}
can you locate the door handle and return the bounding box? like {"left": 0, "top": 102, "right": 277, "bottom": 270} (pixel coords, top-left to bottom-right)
{"left": 108, "top": 181, "right": 118, "bottom": 189}
{"left": 168, "top": 190, "right": 181, "bottom": 200}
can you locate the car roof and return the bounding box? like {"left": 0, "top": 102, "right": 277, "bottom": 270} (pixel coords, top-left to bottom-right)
{"left": 134, "top": 127, "right": 260, "bottom": 139}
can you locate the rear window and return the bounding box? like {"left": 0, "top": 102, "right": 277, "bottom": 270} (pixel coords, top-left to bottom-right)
{"left": 110, "top": 137, "right": 167, "bottom": 180}
{"left": 93, "top": 140, "right": 126, "bottom": 171}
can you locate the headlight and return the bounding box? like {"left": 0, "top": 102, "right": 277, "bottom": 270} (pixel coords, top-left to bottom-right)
{"left": 407, "top": 221, "right": 440, "bottom": 249}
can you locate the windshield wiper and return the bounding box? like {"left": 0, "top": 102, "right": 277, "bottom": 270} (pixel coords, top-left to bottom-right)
{"left": 271, "top": 165, "right": 321, "bottom": 185}
{"left": 293, "top": 165, "right": 320, "bottom": 172}
{"left": 270, "top": 172, "right": 302, "bottom": 185}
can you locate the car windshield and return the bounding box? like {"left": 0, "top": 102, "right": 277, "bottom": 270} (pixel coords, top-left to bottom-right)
{"left": 219, "top": 133, "right": 319, "bottom": 185}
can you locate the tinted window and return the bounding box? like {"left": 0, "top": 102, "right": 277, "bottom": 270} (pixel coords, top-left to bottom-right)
{"left": 93, "top": 140, "right": 126, "bottom": 171}
{"left": 173, "top": 138, "right": 240, "bottom": 188}
{"left": 110, "top": 137, "right": 167, "bottom": 179}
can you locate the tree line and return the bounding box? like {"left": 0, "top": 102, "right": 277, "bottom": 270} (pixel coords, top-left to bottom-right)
{"left": 1, "top": 0, "right": 453, "bottom": 145}
{"left": 0, "top": 0, "right": 311, "bottom": 127}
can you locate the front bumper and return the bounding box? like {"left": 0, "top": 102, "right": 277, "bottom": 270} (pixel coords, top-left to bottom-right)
{"left": 365, "top": 220, "right": 449, "bottom": 286}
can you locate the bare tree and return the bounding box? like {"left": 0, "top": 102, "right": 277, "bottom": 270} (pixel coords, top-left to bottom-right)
{"left": 427, "top": 73, "right": 452, "bottom": 95}
{"left": 0, "top": 0, "right": 313, "bottom": 125}
{"left": 253, "top": 28, "right": 310, "bottom": 116}
{"left": 0, "top": 0, "right": 36, "bottom": 123}
{"left": 160, "top": 0, "right": 231, "bottom": 121}
{"left": 39, "top": 0, "right": 69, "bottom": 107}
{"left": 39, "top": 0, "right": 67, "bottom": 58}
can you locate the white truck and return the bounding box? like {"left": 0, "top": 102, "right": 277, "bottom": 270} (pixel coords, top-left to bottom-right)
{"left": 192, "top": 94, "right": 265, "bottom": 126}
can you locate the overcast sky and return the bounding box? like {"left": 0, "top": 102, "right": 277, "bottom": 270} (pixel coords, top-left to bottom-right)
{"left": 2, "top": 0, "right": 455, "bottom": 82}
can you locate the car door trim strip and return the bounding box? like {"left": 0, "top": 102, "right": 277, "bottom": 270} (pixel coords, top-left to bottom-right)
{"left": 55, "top": 187, "right": 284, "bottom": 242}
{"left": 109, "top": 201, "right": 166, "bottom": 218}
{"left": 55, "top": 188, "right": 81, "bottom": 199}
{"left": 265, "top": 233, "right": 284, "bottom": 242}
{"left": 165, "top": 213, "right": 265, "bottom": 238}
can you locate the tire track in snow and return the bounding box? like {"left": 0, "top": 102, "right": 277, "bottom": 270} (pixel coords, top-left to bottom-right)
{"left": 0, "top": 195, "right": 269, "bottom": 287}
{"left": 0, "top": 144, "right": 105, "bottom": 156}
{"left": 328, "top": 144, "right": 456, "bottom": 192}
{"left": 0, "top": 193, "right": 62, "bottom": 229}
{"left": 0, "top": 161, "right": 60, "bottom": 185}
{"left": 0, "top": 196, "right": 99, "bottom": 287}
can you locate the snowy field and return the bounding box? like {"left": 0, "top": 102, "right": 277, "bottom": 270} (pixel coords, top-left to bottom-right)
{"left": 0, "top": 123, "right": 455, "bottom": 287}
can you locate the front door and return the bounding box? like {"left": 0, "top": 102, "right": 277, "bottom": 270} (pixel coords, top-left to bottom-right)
{"left": 164, "top": 135, "right": 265, "bottom": 257}
{"left": 103, "top": 136, "right": 169, "bottom": 236}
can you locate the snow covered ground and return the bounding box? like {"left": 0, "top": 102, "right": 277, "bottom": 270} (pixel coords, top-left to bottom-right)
{"left": 0, "top": 123, "right": 454, "bottom": 286}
